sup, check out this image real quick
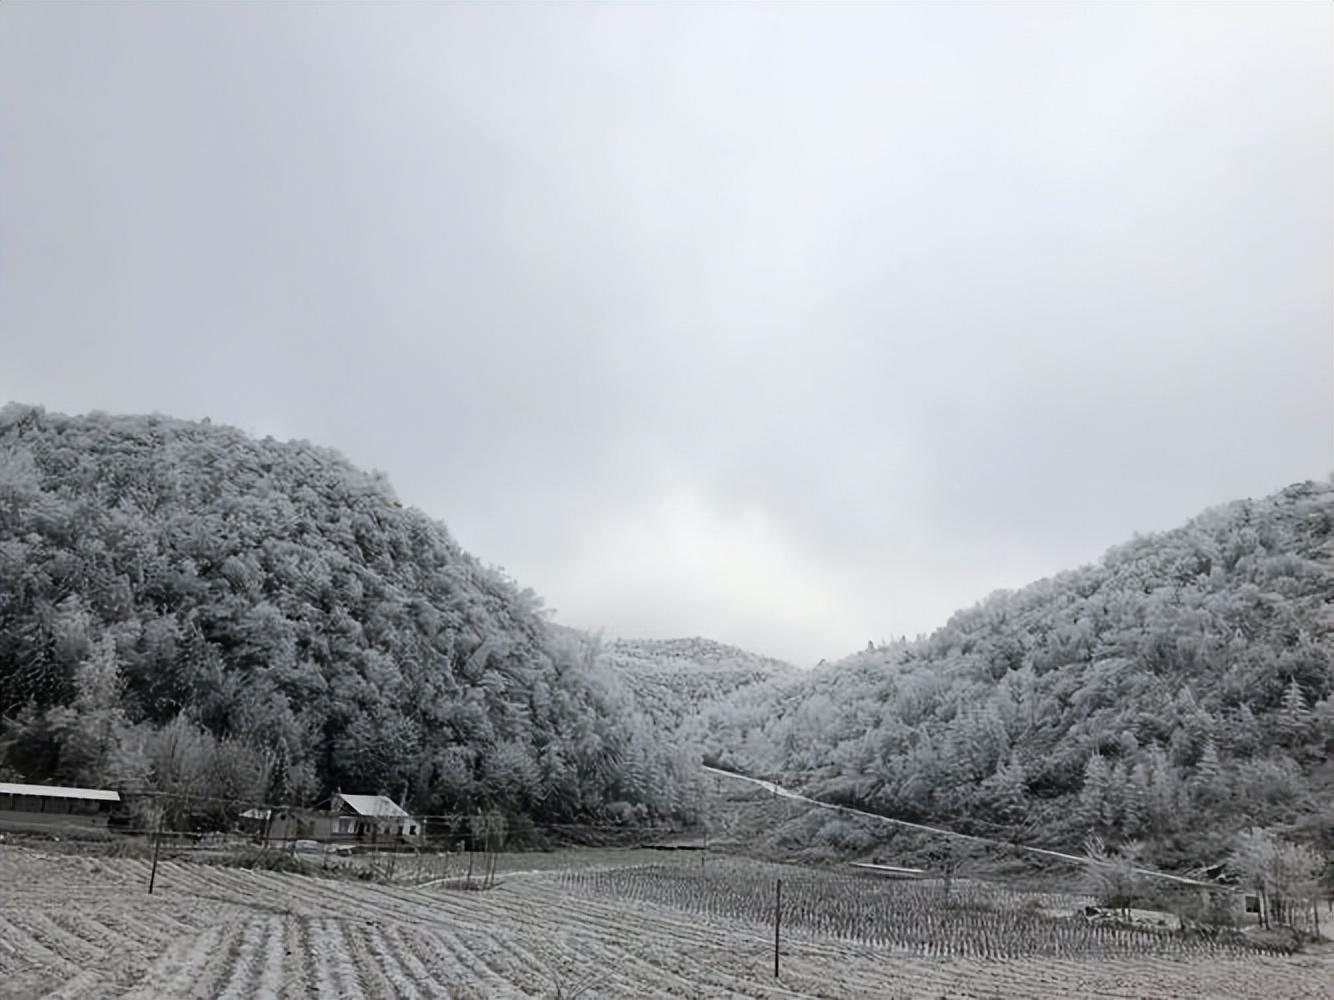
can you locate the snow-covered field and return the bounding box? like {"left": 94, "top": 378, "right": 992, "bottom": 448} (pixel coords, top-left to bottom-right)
{"left": 1, "top": 845, "right": 1329, "bottom": 999}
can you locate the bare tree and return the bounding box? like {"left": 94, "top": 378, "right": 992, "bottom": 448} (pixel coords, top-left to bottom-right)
{"left": 1082, "top": 836, "right": 1147, "bottom": 921}
{"left": 1228, "top": 828, "right": 1323, "bottom": 930}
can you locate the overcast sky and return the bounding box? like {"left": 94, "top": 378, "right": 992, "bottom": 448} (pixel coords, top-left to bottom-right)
{"left": 2, "top": 4, "right": 1330, "bottom": 665}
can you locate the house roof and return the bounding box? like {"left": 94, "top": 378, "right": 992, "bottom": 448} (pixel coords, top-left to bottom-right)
{"left": 336, "top": 793, "right": 409, "bottom": 818}
{"left": 0, "top": 782, "right": 120, "bottom": 803}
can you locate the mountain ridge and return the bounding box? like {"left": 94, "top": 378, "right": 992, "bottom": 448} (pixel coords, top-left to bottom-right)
{"left": 3, "top": 403, "right": 1330, "bottom": 867}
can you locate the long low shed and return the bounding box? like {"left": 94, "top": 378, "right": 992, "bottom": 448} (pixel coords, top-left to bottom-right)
{"left": 0, "top": 782, "right": 122, "bottom": 832}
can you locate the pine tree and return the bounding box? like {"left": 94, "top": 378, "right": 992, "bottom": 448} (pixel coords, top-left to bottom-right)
{"left": 1079, "top": 753, "right": 1112, "bottom": 833}
{"left": 982, "top": 751, "right": 1029, "bottom": 823}
{"left": 1145, "top": 745, "right": 1180, "bottom": 835}
{"left": 1120, "top": 761, "right": 1150, "bottom": 837}
{"left": 1192, "top": 735, "right": 1222, "bottom": 808}
{"left": 1277, "top": 678, "right": 1311, "bottom": 753}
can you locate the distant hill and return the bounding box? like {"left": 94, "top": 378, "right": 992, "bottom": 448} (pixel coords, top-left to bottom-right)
{"left": 605, "top": 637, "right": 793, "bottom": 674}
{"left": 697, "top": 481, "right": 1334, "bottom": 866}
{"left": 600, "top": 637, "right": 792, "bottom": 731}
{"left": 0, "top": 405, "right": 697, "bottom": 822}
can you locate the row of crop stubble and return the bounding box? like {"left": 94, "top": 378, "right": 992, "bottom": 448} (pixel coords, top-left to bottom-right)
{"left": 1, "top": 846, "right": 1331, "bottom": 999}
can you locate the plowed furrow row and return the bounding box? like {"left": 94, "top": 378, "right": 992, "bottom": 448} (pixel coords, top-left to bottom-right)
{"left": 118, "top": 921, "right": 237, "bottom": 1000}
{"left": 477, "top": 926, "right": 589, "bottom": 997}
{"left": 46, "top": 909, "right": 144, "bottom": 957}
{"left": 391, "top": 924, "right": 486, "bottom": 997}
{"left": 338, "top": 921, "right": 409, "bottom": 1000}
{"left": 414, "top": 925, "right": 528, "bottom": 998}
{"left": 0, "top": 911, "right": 84, "bottom": 977}
{"left": 307, "top": 918, "right": 366, "bottom": 998}
{"left": 349, "top": 922, "right": 428, "bottom": 999}
{"left": 155, "top": 863, "right": 276, "bottom": 907}
{"left": 216, "top": 916, "right": 279, "bottom": 1000}
{"left": 374, "top": 925, "right": 438, "bottom": 994}
{"left": 0, "top": 914, "right": 77, "bottom": 1000}
{"left": 252, "top": 915, "right": 289, "bottom": 998}
{"left": 624, "top": 938, "right": 795, "bottom": 999}
{"left": 291, "top": 876, "right": 451, "bottom": 925}
{"left": 14, "top": 911, "right": 103, "bottom": 968}
{"left": 505, "top": 884, "right": 784, "bottom": 966}
{"left": 202, "top": 870, "right": 393, "bottom": 924}
{"left": 276, "top": 913, "right": 316, "bottom": 1000}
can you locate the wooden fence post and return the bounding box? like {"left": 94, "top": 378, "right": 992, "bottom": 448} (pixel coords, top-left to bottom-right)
{"left": 147, "top": 805, "right": 164, "bottom": 895}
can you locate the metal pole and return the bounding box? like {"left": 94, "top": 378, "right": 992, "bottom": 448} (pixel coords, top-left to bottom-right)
{"left": 148, "top": 805, "right": 164, "bottom": 894}
{"left": 773, "top": 878, "right": 782, "bottom": 977}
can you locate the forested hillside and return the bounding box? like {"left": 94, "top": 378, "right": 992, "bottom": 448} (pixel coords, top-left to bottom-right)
{"left": 3, "top": 403, "right": 1329, "bottom": 867}
{"left": 0, "top": 405, "right": 698, "bottom": 822}
{"left": 599, "top": 637, "right": 791, "bottom": 731}
{"left": 694, "top": 482, "right": 1334, "bottom": 865}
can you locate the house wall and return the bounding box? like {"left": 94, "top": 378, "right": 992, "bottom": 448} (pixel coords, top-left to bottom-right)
{"left": 330, "top": 814, "right": 423, "bottom": 844}
{"left": 248, "top": 806, "right": 424, "bottom": 846}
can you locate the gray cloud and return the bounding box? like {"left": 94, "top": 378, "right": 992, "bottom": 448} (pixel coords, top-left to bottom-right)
{"left": 2, "top": 3, "right": 1329, "bottom": 664}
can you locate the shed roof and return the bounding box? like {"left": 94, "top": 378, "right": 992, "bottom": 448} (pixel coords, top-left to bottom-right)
{"left": 0, "top": 782, "right": 120, "bottom": 803}
{"left": 336, "top": 793, "right": 409, "bottom": 818}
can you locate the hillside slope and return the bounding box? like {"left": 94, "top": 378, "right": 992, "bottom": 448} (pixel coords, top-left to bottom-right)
{"left": 600, "top": 637, "right": 792, "bottom": 731}
{"left": 698, "top": 481, "right": 1334, "bottom": 865}
{"left": 0, "top": 405, "right": 696, "bottom": 821}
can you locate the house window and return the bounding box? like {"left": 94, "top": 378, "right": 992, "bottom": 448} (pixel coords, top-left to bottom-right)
{"left": 409, "top": 825, "right": 417, "bottom": 835}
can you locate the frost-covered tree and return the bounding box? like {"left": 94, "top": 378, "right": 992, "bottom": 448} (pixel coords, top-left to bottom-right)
{"left": 1228, "top": 828, "right": 1325, "bottom": 928}
{"left": 1277, "top": 678, "right": 1312, "bottom": 752}
{"left": 689, "top": 478, "right": 1334, "bottom": 864}
{"left": 0, "top": 408, "right": 700, "bottom": 826}
{"left": 1082, "top": 835, "right": 1148, "bottom": 919}
{"left": 44, "top": 636, "right": 137, "bottom": 787}
{"left": 1079, "top": 753, "right": 1113, "bottom": 833}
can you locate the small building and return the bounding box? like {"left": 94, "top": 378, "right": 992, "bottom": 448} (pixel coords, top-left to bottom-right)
{"left": 0, "top": 782, "right": 121, "bottom": 833}
{"left": 239, "top": 806, "right": 271, "bottom": 828}
{"left": 331, "top": 793, "right": 422, "bottom": 845}
{"left": 235, "top": 793, "right": 423, "bottom": 847}
{"left": 241, "top": 806, "right": 322, "bottom": 845}
{"left": 238, "top": 807, "right": 276, "bottom": 840}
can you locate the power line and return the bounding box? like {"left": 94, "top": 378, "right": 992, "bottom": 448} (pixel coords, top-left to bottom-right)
{"left": 703, "top": 765, "right": 1232, "bottom": 891}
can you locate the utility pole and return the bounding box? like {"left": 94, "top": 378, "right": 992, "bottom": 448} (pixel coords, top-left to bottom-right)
{"left": 773, "top": 878, "right": 782, "bottom": 978}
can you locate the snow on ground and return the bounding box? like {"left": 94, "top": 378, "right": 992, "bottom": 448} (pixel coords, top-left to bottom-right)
{"left": 1, "top": 845, "right": 1330, "bottom": 999}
